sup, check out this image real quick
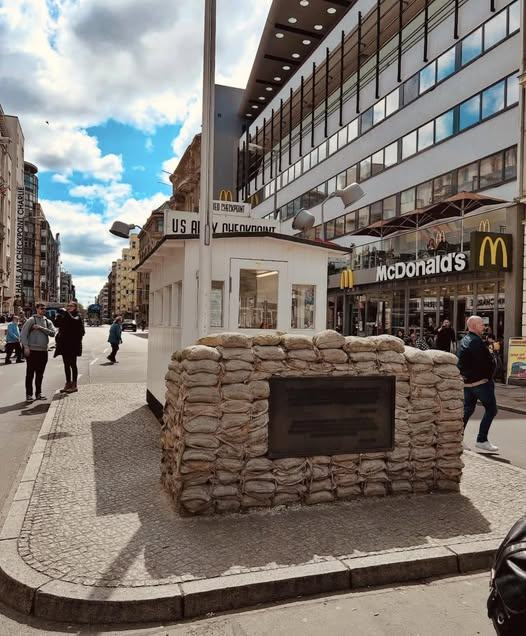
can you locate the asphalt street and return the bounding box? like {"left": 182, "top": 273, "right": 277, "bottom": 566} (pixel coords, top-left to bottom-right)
{"left": 0, "top": 330, "right": 520, "bottom": 634}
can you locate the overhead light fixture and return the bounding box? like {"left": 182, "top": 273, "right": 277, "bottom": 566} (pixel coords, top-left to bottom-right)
{"left": 302, "top": 39, "right": 311, "bottom": 45}
{"left": 251, "top": 105, "right": 259, "bottom": 109}
{"left": 300, "top": 0, "right": 309, "bottom": 6}
{"left": 314, "top": 24, "right": 323, "bottom": 30}
{"left": 282, "top": 65, "right": 291, "bottom": 70}
{"left": 288, "top": 17, "right": 297, "bottom": 23}
{"left": 246, "top": 113, "right": 253, "bottom": 117}
{"left": 275, "top": 32, "right": 284, "bottom": 39}
{"left": 327, "top": 7, "right": 337, "bottom": 14}
{"left": 258, "top": 96, "right": 265, "bottom": 101}
{"left": 265, "top": 87, "right": 273, "bottom": 92}
{"left": 273, "top": 76, "right": 281, "bottom": 81}
{"left": 256, "top": 270, "right": 278, "bottom": 278}
{"left": 292, "top": 53, "right": 300, "bottom": 59}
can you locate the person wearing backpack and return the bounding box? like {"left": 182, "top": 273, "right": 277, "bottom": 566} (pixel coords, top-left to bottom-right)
{"left": 107, "top": 316, "right": 123, "bottom": 364}
{"left": 20, "top": 303, "right": 55, "bottom": 403}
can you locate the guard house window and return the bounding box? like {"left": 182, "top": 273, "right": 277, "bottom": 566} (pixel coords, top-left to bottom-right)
{"left": 437, "top": 48, "right": 456, "bottom": 83}
{"left": 172, "top": 282, "right": 182, "bottom": 326}
{"left": 461, "top": 28, "right": 482, "bottom": 66}
{"left": 459, "top": 94, "right": 481, "bottom": 131}
{"left": 484, "top": 11, "right": 507, "bottom": 51}
{"left": 291, "top": 285, "right": 315, "bottom": 329}
{"left": 482, "top": 80, "right": 505, "bottom": 119}
{"left": 210, "top": 281, "right": 224, "bottom": 328}
{"left": 238, "top": 269, "right": 278, "bottom": 330}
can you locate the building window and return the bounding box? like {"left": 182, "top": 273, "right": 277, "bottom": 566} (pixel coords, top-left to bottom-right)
{"left": 346, "top": 164, "right": 357, "bottom": 184}
{"left": 334, "top": 215, "right": 345, "bottom": 238}
{"left": 361, "top": 107, "right": 373, "bottom": 133}
{"left": 370, "top": 201, "right": 383, "bottom": 224}
{"left": 385, "top": 89, "right": 400, "bottom": 116}
{"left": 400, "top": 188, "right": 416, "bottom": 214}
{"left": 461, "top": 28, "right": 482, "bottom": 65}
{"left": 347, "top": 119, "right": 358, "bottom": 142}
{"left": 459, "top": 94, "right": 481, "bottom": 130}
{"left": 484, "top": 10, "right": 507, "bottom": 51}
{"left": 402, "top": 131, "right": 417, "bottom": 159}
{"left": 337, "top": 128, "right": 347, "bottom": 148}
{"left": 384, "top": 141, "right": 398, "bottom": 167}
{"left": 419, "top": 62, "right": 436, "bottom": 94}
{"left": 507, "top": 73, "right": 519, "bottom": 106}
{"left": 433, "top": 172, "right": 455, "bottom": 201}
{"left": 329, "top": 133, "right": 339, "bottom": 155}
{"left": 458, "top": 161, "right": 479, "bottom": 191}
{"left": 416, "top": 181, "right": 433, "bottom": 208}
{"left": 383, "top": 195, "right": 397, "bottom": 219}
{"left": 318, "top": 142, "right": 327, "bottom": 162}
{"left": 325, "top": 219, "right": 336, "bottom": 240}
{"left": 210, "top": 281, "right": 224, "bottom": 328}
{"left": 359, "top": 157, "right": 371, "bottom": 180}
{"left": 303, "top": 153, "right": 311, "bottom": 172}
{"left": 482, "top": 80, "right": 505, "bottom": 119}
{"left": 504, "top": 147, "right": 517, "bottom": 180}
{"left": 417, "top": 121, "right": 434, "bottom": 152}
{"left": 172, "top": 282, "right": 182, "bottom": 327}
{"left": 437, "top": 48, "right": 456, "bottom": 83}
{"left": 509, "top": 1, "right": 520, "bottom": 33}
{"left": 403, "top": 74, "right": 419, "bottom": 105}
{"left": 371, "top": 149, "right": 384, "bottom": 176}
{"left": 479, "top": 152, "right": 504, "bottom": 188}
{"left": 336, "top": 171, "right": 347, "bottom": 190}
{"left": 373, "top": 99, "right": 385, "bottom": 125}
{"left": 291, "top": 285, "right": 315, "bottom": 329}
{"left": 358, "top": 207, "right": 369, "bottom": 228}
{"left": 345, "top": 211, "right": 356, "bottom": 234}
{"left": 435, "top": 109, "right": 454, "bottom": 143}
{"left": 238, "top": 269, "right": 278, "bottom": 330}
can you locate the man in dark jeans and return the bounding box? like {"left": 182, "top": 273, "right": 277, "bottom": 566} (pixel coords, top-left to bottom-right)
{"left": 20, "top": 303, "right": 55, "bottom": 403}
{"left": 457, "top": 315, "right": 498, "bottom": 453}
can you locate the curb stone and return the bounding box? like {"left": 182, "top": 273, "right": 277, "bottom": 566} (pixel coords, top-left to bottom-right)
{"left": 0, "top": 392, "right": 509, "bottom": 625}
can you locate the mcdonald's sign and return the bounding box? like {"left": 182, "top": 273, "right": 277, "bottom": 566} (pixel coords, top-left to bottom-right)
{"left": 470, "top": 232, "right": 512, "bottom": 272}
{"left": 219, "top": 189, "right": 233, "bottom": 202}
{"left": 339, "top": 269, "right": 354, "bottom": 289}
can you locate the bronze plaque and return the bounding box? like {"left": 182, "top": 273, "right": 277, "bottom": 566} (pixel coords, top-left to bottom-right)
{"left": 268, "top": 376, "right": 395, "bottom": 458}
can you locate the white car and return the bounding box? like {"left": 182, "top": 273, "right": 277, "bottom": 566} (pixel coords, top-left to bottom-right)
{"left": 121, "top": 319, "right": 137, "bottom": 332}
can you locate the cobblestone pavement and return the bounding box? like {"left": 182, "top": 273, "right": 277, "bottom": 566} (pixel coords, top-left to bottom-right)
{"left": 17, "top": 383, "right": 526, "bottom": 588}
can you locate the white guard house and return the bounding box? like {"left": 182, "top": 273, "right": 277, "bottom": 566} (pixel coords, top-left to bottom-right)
{"left": 136, "top": 202, "right": 349, "bottom": 414}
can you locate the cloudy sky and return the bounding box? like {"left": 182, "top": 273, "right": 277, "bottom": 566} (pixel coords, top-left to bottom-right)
{"left": 0, "top": 0, "right": 271, "bottom": 305}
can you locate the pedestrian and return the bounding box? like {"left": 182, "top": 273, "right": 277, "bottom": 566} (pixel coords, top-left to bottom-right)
{"left": 140, "top": 320, "right": 146, "bottom": 331}
{"left": 54, "top": 301, "right": 85, "bottom": 393}
{"left": 20, "top": 303, "right": 55, "bottom": 403}
{"left": 107, "top": 316, "right": 122, "bottom": 364}
{"left": 457, "top": 315, "right": 498, "bottom": 453}
{"left": 436, "top": 319, "right": 456, "bottom": 352}
{"left": 415, "top": 333, "right": 430, "bottom": 351}
{"left": 4, "top": 315, "right": 23, "bottom": 364}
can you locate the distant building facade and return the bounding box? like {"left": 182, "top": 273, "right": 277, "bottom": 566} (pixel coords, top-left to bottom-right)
{"left": 59, "top": 270, "right": 76, "bottom": 304}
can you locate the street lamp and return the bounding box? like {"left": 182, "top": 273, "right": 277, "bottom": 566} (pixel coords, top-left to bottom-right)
{"left": 109, "top": 221, "right": 144, "bottom": 239}
{"left": 292, "top": 182, "right": 365, "bottom": 239}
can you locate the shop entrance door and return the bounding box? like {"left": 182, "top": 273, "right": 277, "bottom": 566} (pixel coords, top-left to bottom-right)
{"left": 366, "top": 295, "right": 391, "bottom": 336}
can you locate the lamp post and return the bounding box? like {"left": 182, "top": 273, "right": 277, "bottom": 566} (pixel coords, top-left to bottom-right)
{"left": 197, "top": 0, "right": 216, "bottom": 338}
{"left": 292, "top": 182, "right": 365, "bottom": 239}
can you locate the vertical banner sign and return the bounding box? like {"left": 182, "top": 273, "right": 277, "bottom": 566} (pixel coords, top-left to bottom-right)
{"left": 507, "top": 338, "right": 526, "bottom": 384}
{"left": 15, "top": 186, "right": 25, "bottom": 297}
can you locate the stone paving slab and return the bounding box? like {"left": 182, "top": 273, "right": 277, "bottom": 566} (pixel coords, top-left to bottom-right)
{"left": 1, "top": 382, "right": 525, "bottom": 624}
{"left": 495, "top": 383, "right": 526, "bottom": 414}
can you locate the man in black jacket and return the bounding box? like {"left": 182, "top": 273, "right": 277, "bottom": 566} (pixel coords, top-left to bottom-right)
{"left": 436, "top": 319, "right": 456, "bottom": 352}
{"left": 457, "top": 315, "right": 498, "bottom": 452}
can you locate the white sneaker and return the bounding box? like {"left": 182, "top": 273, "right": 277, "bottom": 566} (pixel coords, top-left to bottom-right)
{"left": 475, "top": 440, "right": 499, "bottom": 453}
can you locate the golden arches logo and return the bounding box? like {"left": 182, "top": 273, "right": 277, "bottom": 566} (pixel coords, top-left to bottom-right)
{"left": 219, "top": 189, "right": 233, "bottom": 202}
{"left": 339, "top": 269, "right": 354, "bottom": 289}
{"left": 479, "top": 236, "right": 508, "bottom": 268}
{"left": 479, "top": 219, "right": 491, "bottom": 232}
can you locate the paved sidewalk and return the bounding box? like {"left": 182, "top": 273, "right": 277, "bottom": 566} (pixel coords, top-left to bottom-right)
{"left": 495, "top": 382, "right": 526, "bottom": 414}
{"left": 1, "top": 383, "right": 525, "bottom": 624}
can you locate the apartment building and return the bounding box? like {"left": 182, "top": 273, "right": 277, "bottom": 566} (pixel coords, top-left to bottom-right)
{"left": 115, "top": 234, "right": 139, "bottom": 316}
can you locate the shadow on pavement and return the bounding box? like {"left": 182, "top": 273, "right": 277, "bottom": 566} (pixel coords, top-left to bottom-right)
{"left": 20, "top": 403, "right": 50, "bottom": 416}
{"left": 0, "top": 401, "right": 30, "bottom": 414}
{"left": 40, "top": 431, "right": 72, "bottom": 441}
{"left": 481, "top": 454, "right": 512, "bottom": 465}
{"left": 84, "top": 408, "right": 492, "bottom": 597}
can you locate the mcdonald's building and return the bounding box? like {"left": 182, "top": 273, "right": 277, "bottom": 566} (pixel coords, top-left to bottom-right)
{"left": 326, "top": 202, "right": 524, "bottom": 357}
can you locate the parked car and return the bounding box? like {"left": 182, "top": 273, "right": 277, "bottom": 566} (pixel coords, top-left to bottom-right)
{"left": 121, "top": 318, "right": 137, "bottom": 332}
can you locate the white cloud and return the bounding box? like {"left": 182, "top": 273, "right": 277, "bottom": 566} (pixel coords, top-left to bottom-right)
{"left": 69, "top": 181, "right": 132, "bottom": 207}
{"left": 51, "top": 173, "right": 71, "bottom": 184}
{"left": 145, "top": 137, "right": 153, "bottom": 153}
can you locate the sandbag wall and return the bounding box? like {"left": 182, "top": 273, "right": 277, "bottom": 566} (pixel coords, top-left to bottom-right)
{"left": 161, "top": 330, "right": 464, "bottom": 515}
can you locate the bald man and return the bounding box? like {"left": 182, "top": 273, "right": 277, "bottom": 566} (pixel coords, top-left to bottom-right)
{"left": 457, "top": 316, "right": 498, "bottom": 452}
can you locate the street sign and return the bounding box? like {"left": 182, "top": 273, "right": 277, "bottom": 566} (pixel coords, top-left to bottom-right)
{"left": 164, "top": 210, "right": 279, "bottom": 236}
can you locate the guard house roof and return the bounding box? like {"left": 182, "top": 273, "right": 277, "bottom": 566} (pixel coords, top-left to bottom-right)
{"left": 241, "top": 0, "right": 357, "bottom": 117}
{"left": 135, "top": 231, "right": 349, "bottom": 272}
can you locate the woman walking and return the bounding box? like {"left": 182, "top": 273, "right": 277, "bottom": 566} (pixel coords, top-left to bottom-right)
{"left": 107, "top": 316, "right": 123, "bottom": 364}
{"left": 54, "top": 301, "right": 85, "bottom": 393}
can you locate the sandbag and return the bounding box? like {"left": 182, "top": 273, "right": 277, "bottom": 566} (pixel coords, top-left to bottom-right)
{"left": 254, "top": 345, "right": 285, "bottom": 360}
{"left": 287, "top": 349, "right": 318, "bottom": 361}
{"left": 253, "top": 333, "right": 281, "bottom": 345}
{"left": 319, "top": 348, "right": 348, "bottom": 364}
{"left": 280, "top": 334, "right": 314, "bottom": 350}
{"left": 218, "top": 347, "right": 255, "bottom": 362}
{"left": 183, "top": 417, "right": 219, "bottom": 434}
{"left": 404, "top": 347, "right": 432, "bottom": 364}
{"left": 186, "top": 386, "right": 221, "bottom": 403}
{"left": 222, "top": 370, "right": 251, "bottom": 385}
{"left": 313, "top": 329, "right": 346, "bottom": 349}
{"left": 182, "top": 345, "right": 221, "bottom": 361}
{"left": 221, "top": 400, "right": 251, "bottom": 414}
{"left": 182, "top": 372, "right": 218, "bottom": 388}
{"left": 344, "top": 337, "right": 376, "bottom": 353}
{"left": 222, "top": 383, "right": 253, "bottom": 401}
{"left": 182, "top": 359, "right": 221, "bottom": 375}
{"left": 224, "top": 359, "right": 253, "bottom": 371}
{"left": 199, "top": 332, "right": 252, "bottom": 348}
